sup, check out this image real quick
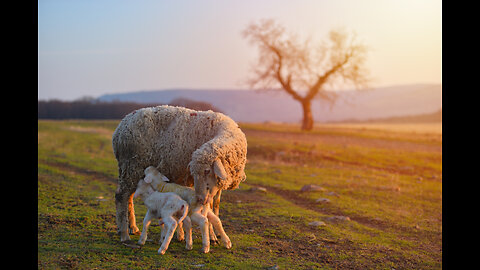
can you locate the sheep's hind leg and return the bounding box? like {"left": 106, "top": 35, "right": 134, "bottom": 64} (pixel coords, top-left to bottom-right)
{"left": 115, "top": 186, "right": 131, "bottom": 242}
{"left": 128, "top": 193, "right": 141, "bottom": 235}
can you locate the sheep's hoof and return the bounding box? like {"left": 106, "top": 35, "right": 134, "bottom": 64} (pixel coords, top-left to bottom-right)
{"left": 158, "top": 249, "right": 166, "bottom": 255}
{"left": 186, "top": 244, "right": 193, "bottom": 250}
{"left": 201, "top": 246, "right": 210, "bottom": 253}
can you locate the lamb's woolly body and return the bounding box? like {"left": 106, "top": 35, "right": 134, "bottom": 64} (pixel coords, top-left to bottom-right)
{"left": 134, "top": 180, "right": 189, "bottom": 254}
{"left": 142, "top": 192, "right": 188, "bottom": 221}
{"left": 154, "top": 179, "right": 196, "bottom": 207}
{"left": 112, "top": 105, "right": 247, "bottom": 191}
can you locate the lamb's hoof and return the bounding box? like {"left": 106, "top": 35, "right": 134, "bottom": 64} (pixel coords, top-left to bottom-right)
{"left": 186, "top": 244, "right": 193, "bottom": 251}
{"left": 201, "top": 246, "right": 210, "bottom": 253}
{"left": 223, "top": 240, "right": 232, "bottom": 249}
{"left": 158, "top": 249, "right": 166, "bottom": 255}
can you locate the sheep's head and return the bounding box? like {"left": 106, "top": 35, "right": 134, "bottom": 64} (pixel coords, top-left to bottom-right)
{"left": 193, "top": 159, "right": 228, "bottom": 205}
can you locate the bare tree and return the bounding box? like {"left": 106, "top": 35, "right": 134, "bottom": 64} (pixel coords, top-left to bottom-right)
{"left": 242, "top": 19, "right": 370, "bottom": 130}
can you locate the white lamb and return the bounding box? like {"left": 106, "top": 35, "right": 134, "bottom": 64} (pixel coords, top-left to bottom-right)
{"left": 144, "top": 166, "right": 232, "bottom": 253}
{"left": 133, "top": 178, "right": 189, "bottom": 255}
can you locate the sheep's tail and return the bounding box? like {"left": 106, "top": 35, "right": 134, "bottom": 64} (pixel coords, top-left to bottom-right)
{"left": 178, "top": 203, "right": 189, "bottom": 224}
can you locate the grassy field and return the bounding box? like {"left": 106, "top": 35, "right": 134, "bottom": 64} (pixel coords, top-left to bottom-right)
{"left": 38, "top": 120, "right": 442, "bottom": 269}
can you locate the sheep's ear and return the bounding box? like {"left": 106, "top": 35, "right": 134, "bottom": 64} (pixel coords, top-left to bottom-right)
{"left": 144, "top": 175, "right": 153, "bottom": 184}
{"left": 213, "top": 159, "right": 227, "bottom": 181}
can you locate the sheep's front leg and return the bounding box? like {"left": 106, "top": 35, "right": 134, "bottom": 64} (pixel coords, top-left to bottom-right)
{"left": 191, "top": 211, "right": 210, "bottom": 253}
{"left": 138, "top": 210, "right": 154, "bottom": 246}
{"left": 183, "top": 216, "right": 193, "bottom": 250}
{"left": 158, "top": 216, "right": 178, "bottom": 255}
{"left": 207, "top": 210, "right": 232, "bottom": 249}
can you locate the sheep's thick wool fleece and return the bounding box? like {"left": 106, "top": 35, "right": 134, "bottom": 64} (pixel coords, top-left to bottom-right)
{"left": 112, "top": 105, "right": 247, "bottom": 191}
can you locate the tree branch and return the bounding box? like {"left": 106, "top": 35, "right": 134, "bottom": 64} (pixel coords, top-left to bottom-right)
{"left": 270, "top": 45, "right": 304, "bottom": 102}
{"left": 305, "top": 54, "right": 351, "bottom": 101}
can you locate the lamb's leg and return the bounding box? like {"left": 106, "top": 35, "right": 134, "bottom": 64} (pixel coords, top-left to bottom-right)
{"left": 159, "top": 221, "right": 165, "bottom": 243}
{"left": 158, "top": 216, "right": 177, "bottom": 255}
{"left": 138, "top": 211, "right": 154, "bottom": 245}
{"left": 115, "top": 186, "right": 131, "bottom": 242}
{"left": 183, "top": 216, "right": 193, "bottom": 250}
{"left": 128, "top": 193, "right": 141, "bottom": 235}
{"left": 207, "top": 209, "right": 232, "bottom": 249}
{"left": 191, "top": 211, "right": 210, "bottom": 253}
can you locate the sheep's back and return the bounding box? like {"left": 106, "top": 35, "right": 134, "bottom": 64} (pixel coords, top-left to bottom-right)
{"left": 112, "top": 105, "right": 223, "bottom": 184}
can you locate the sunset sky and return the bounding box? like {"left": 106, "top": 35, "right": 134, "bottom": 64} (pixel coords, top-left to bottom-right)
{"left": 38, "top": 0, "right": 442, "bottom": 101}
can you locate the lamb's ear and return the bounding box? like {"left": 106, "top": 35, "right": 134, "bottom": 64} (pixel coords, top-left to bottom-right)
{"left": 161, "top": 175, "right": 170, "bottom": 182}
{"left": 144, "top": 175, "right": 153, "bottom": 184}
{"left": 213, "top": 159, "right": 227, "bottom": 181}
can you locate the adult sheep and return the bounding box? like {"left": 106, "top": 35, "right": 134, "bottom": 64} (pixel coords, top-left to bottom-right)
{"left": 112, "top": 105, "right": 247, "bottom": 242}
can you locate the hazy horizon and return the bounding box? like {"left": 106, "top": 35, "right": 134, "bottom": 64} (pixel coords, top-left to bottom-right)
{"left": 38, "top": 0, "right": 441, "bottom": 101}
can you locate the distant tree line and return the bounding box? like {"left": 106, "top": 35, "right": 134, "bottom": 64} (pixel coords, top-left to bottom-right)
{"left": 38, "top": 97, "right": 222, "bottom": 119}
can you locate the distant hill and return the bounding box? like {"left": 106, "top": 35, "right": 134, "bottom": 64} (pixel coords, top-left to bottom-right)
{"left": 98, "top": 84, "right": 442, "bottom": 123}
{"left": 338, "top": 109, "right": 442, "bottom": 123}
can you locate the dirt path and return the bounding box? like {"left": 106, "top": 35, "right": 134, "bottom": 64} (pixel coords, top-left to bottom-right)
{"left": 43, "top": 160, "right": 117, "bottom": 185}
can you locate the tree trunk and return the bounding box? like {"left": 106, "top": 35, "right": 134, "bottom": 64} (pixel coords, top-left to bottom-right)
{"left": 300, "top": 99, "right": 314, "bottom": 131}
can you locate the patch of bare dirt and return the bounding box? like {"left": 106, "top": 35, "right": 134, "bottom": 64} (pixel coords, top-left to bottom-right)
{"left": 43, "top": 161, "right": 117, "bottom": 185}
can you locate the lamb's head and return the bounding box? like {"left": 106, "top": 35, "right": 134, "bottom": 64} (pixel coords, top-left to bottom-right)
{"left": 144, "top": 166, "right": 170, "bottom": 188}
{"left": 192, "top": 159, "right": 228, "bottom": 205}
{"left": 134, "top": 178, "right": 155, "bottom": 199}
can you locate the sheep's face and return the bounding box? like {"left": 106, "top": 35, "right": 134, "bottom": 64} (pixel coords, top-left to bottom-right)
{"left": 194, "top": 159, "right": 227, "bottom": 205}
